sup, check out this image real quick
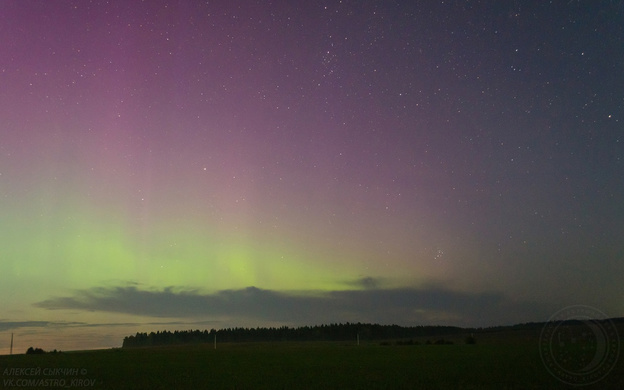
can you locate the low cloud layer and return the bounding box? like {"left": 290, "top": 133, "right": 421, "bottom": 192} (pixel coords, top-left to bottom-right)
{"left": 34, "top": 282, "right": 554, "bottom": 328}
{"left": 0, "top": 321, "right": 53, "bottom": 332}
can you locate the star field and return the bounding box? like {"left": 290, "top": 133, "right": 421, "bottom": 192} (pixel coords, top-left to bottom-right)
{"left": 0, "top": 0, "right": 623, "bottom": 352}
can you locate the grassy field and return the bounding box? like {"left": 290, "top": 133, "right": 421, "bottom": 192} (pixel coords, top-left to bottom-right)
{"left": 0, "top": 335, "right": 622, "bottom": 389}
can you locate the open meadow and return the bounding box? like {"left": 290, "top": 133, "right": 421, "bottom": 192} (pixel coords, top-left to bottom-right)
{"left": 1, "top": 330, "right": 622, "bottom": 389}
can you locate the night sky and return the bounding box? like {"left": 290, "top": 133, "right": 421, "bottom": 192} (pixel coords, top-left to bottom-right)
{"left": 1, "top": 0, "right": 623, "bottom": 353}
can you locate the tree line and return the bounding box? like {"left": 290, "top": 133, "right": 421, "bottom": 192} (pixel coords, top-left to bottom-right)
{"left": 122, "top": 323, "right": 466, "bottom": 347}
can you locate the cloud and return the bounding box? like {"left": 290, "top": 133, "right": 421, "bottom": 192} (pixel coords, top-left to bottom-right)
{"left": 0, "top": 319, "right": 223, "bottom": 333}
{"left": 0, "top": 321, "right": 84, "bottom": 332}
{"left": 0, "top": 321, "right": 50, "bottom": 331}
{"left": 345, "top": 276, "right": 382, "bottom": 289}
{"left": 34, "top": 283, "right": 553, "bottom": 327}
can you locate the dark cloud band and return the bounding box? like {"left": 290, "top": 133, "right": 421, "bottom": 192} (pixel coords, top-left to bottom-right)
{"left": 34, "top": 284, "right": 552, "bottom": 327}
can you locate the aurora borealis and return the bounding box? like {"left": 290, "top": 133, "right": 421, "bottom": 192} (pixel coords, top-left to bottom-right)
{"left": 1, "top": 0, "right": 623, "bottom": 353}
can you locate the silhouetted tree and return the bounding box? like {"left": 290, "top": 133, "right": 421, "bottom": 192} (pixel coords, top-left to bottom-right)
{"left": 122, "top": 323, "right": 469, "bottom": 347}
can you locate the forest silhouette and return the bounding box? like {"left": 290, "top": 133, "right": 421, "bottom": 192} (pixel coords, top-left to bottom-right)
{"left": 122, "top": 323, "right": 466, "bottom": 347}
{"left": 122, "top": 318, "right": 624, "bottom": 348}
